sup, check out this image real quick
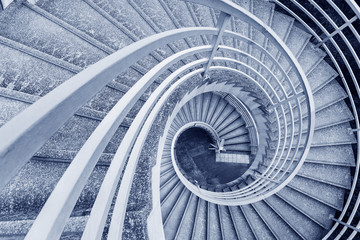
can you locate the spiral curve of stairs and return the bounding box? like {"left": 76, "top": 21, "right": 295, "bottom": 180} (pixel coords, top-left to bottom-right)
{"left": 0, "top": 0, "right": 359, "bottom": 239}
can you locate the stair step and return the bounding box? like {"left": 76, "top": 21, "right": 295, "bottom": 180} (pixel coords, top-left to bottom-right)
{"left": 270, "top": 82, "right": 348, "bottom": 127}
{"left": 277, "top": 187, "right": 334, "bottom": 229}
{"left": 218, "top": 124, "right": 248, "bottom": 139}
{"left": 307, "top": 144, "right": 355, "bottom": 166}
{"left": 309, "top": 80, "right": 348, "bottom": 114}
{"left": 214, "top": 110, "right": 240, "bottom": 131}
{"left": 186, "top": 98, "right": 195, "bottom": 121}
{"left": 0, "top": 3, "right": 106, "bottom": 68}
{"left": 307, "top": 60, "right": 338, "bottom": 92}
{"left": 289, "top": 176, "right": 346, "bottom": 211}
{"left": 311, "top": 122, "right": 356, "bottom": 146}
{"left": 212, "top": 105, "right": 235, "bottom": 130}
{"left": 209, "top": 100, "right": 228, "bottom": 126}
{"left": 0, "top": 43, "right": 74, "bottom": 97}
{"left": 228, "top": 206, "right": 256, "bottom": 239}
{"left": 285, "top": 25, "right": 311, "bottom": 58}
{"left": 160, "top": 182, "right": 184, "bottom": 220}
{"left": 265, "top": 195, "right": 325, "bottom": 239}
{"left": 216, "top": 116, "right": 245, "bottom": 135}
{"left": 183, "top": 103, "right": 193, "bottom": 123}
{"left": 224, "top": 143, "right": 251, "bottom": 152}
{"left": 36, "top": 0, "right": 132, "bottom": 51}
{"left": 252, "top": 200, "right": 301, "bottom": 240}
{"left": 217, "top": 205, "right": 238, "bottom": 240}
{"left": 0, "top": 161, "right": 106, "bottom": 221}
{"left": 205, "top": 94, "right": 221, "bottom": 124}
{"left": 223, "top": 134, "right": 251, "bottom": 145}
{"left": 267, "top": 11, "right": 294, "bottom": 58}
{"left": 160, "top": 160, "right": 173, "bottom": 173}
{"left": 0, "top": 216, "right": 88, "bottom": 238}
{"left": 160, "top": 172, "right": 177, "bottom": 194}
{"left": 241, "top": 204, "right": 276, "bottom": 240}
{"left": 201, "top": 93, "right": 212, "bottom": 122}
{"left": 298, "top": 162, "right": 351, "bottom": 189}
{"left": 269, "top": 122, "right": 356, "bottom": 150}
{"left": 174, "top": 193, "right": 198, "bottom": 240}
{"left": 191, "top": 198, "right": 207, "bottom": 240}
{"left": 163, "top": 188, "right": 191, "bottom": 239}
{"left": 207, "top": 202, "right": 222, "bottom": 240}
{"left": 195, "top": 94, "right": 203, "bottom": 122}
{"left": 293, "top": 100, "right": 354, "bottom": 134}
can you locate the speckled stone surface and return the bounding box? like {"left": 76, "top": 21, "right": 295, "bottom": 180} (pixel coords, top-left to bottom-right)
{"left": 277, "top": 186, "right": 334, "bottom": 229}
{"left": 299, "top": 162, "right": 351, "bottom": 189}
{"left": 265, "top": 195, "right": 325, "bottom": 240}
{"left": 0, "top": 3, "right": 108, "bottom": 67}
{"left": 288, "top": 176, "right": 346, "bottom": 211}
{"left": 241, "top": 204, "right": 274, "bottom": 239}
{"left": 307, "top": 144, "right": 355, "bottom": 165}
{"left": 36, "top": 0, "right": 133, "bottom": 50}
{"left": 0, "top": 215, "right": 88, "bottom": 238}
{"left": 0, "top": 44, "right": 74, "bottom": 96}
{"left": 0, "top": 0, "right": 357, "bottom": 238}
{"left": 0, "top": 161, "right": 107, "bottom": 221}
{"left": 218, "top": 204, "right": 238, "bottom": 239}
{"left": 252, "top": 200, "right": 300, "bottom": 239}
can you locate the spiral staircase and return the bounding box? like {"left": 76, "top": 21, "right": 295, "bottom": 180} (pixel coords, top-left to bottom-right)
{"left": 0, "top": 0, "right": 360, "bottom": 239}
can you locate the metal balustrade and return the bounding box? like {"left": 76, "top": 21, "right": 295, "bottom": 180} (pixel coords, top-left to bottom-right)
{"left": 0, "top": 0, "right": 336, "bottom": 238}
{"left": 262, "top": 0, "right": 360, "bottom": 239}
{"left": 269, "top": 0, "right": 360, "bottom": 238}
{"left": 165, "top": 66, "right": 303, "bottom": 204}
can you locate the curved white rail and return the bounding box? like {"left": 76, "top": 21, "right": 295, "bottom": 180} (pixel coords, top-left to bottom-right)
{"left": 0, "top": 0, "right": 327, "bottom": 237}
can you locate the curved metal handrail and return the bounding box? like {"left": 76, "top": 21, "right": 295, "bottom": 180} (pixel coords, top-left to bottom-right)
{"left": 164, "top": 65, "right": 302, "bottom": 203}
{"left": 0, "top": 27, "right": 217, "bottom": 193}
{"left": 271, "top": 0, "right": 360, "bottom": 238}
{"left": 0, "top": 0, "right": 322, "bottom": 238}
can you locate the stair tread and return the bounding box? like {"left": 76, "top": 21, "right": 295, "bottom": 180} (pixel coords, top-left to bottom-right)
{"left": 207, "top": 202, "right": 222, "bottom": 240}
{"left": 310, "top": 80, "right": 348, "bottom": 112}
{"left": 212, "top": 105, "right": 235, "bottom": 129}
{"left": 265, "top": 195, "right": 325, "bottom": 239}
{"left": 163, "top": 188, "right": 191, "bottom": 239}
{"left": 286, "top": 25, "right": 311, "bottom": 57}
{"left": 0, "top": 43, "right": 74, "bottom": 97}
{"left": 289, "top": 176, "right": 346, "bottom": 211}
{"left": 266, "top": 11, "right": 294, "bottom": 59}
{"left": 191, "top": 198, "right": 207, "bottom": 240}
{"left": 218, "top": 124, "right": 248, "bottom": 139}
{"left": 0, "top": 215, "right": 88, "bottom": 236}
{"left": 218, "top": 205, "right": 238, "bottom": 240}
{"left": 277, "top": 187, "right": 334, "bottom": 229}
{"left": 0, "top": 161, "right": 106, "bottom": 221}
{"left": 307, "top": 60, "right": 338, "bottom": 92}
{"left": 253, "top": 200, "right": 301, "bottom": 240}
{"left": 174, "top": 193, "right": 198, "bottom": 240}
{"left": 228, "top": 206, "right": 256, "bottom": 239}
{"left": 161, "top": 182, "right": 184, "bottom": 220}
{"left": 311, "top": 122, "right": 356, "bottom": 146}
{"left": 214, "top": 110, "right": 240, "bottom": 131}
{"left": 224, "top": 134, "right": 251, "bottom": 145}
{"left": 299, "top": 162, "right": 351, "bottom": 189}
{"left": 307, "top": 144, "right": 355, "bottom": 166}
{"left": 0, "top": 4, "right": 106, "bottom": 68}
{"left": 241, "top": 204, "right": 275, "bottom": 240}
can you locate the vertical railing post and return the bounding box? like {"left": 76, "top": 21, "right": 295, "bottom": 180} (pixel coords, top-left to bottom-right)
{"left": 202, "top": 11, "right": 231, "bottom": 79}
{"left": 0, "top": 0, "right": 14, "bottom": 10}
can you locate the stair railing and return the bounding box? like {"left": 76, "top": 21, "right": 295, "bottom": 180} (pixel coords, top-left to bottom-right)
{"left": 269, "top": 0, "right": 360, "bottom": 238}
{"left": 0, "top": 0, "right": 316, "bottom": 238}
